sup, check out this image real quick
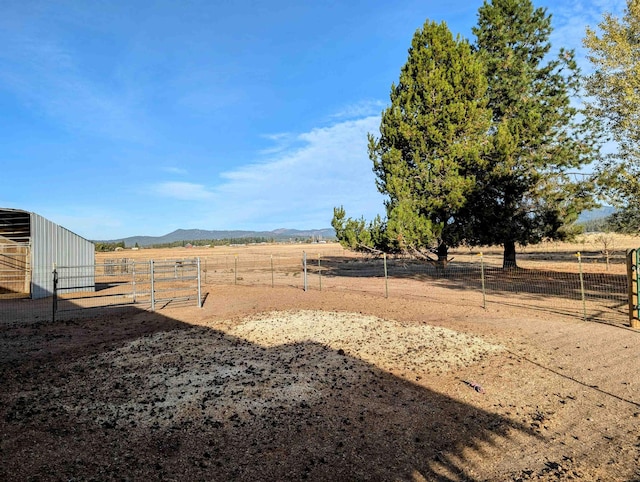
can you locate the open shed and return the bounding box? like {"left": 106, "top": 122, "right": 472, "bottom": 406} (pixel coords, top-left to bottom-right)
{"left": 0, "top": 208, "right": 95, "bottom": 299}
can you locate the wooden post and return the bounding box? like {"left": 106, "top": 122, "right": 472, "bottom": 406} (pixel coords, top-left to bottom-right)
{"left": 24, "top": 246, "right": 31, "bottom": 295}
{"left": 627, "top": 249, "right": 640, "bottom": 328}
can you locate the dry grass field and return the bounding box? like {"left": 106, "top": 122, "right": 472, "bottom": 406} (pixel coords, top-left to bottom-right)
{"left": 92, "top": 235, "right": 635, "bottom": 325}
{"left": 96, "top": 232, "right": 639, "bottom": 273}
{"left": 1, "top": 236, "right": 639, "bottom": 480}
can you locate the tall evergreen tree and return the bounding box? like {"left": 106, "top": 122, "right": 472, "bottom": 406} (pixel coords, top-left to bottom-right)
{"left": 584, "top": 0, "right": 640, "bottom": 232}
{"left": 363, "top": 20, "right": 491, "bottom": 262}
{"left": 469, "top": 0, "right": 598, "bottom": 267}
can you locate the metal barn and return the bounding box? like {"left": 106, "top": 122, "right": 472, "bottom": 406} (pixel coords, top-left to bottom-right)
{"left": 0, "top": 208, "right": 95, "bottom": 299}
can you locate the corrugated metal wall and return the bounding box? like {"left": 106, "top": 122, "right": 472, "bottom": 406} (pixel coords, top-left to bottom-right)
{"left": 30, "top": 212, "right": 95, "bottom": 299}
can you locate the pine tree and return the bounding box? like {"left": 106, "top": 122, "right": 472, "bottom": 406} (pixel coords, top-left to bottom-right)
{"left": 364, "top": 20, "right": 491, "bottom": 262}
{"left": 331, "top": 207, "right": 389, "bottom": 254}
{"left": 470, "top": 0, "right": 598, "bottom": 267}
{"left": 584, "top": 0, "right": 640, "bottom": 233}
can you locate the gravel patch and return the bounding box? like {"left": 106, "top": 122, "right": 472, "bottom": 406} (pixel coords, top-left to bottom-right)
{"left": 63, "top": 310, "right": 503, "bottom": 429}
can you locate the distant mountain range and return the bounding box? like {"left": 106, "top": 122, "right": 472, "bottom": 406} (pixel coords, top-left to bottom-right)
{"left": 577, "top": 205, "right": 616, "bottom": 223}
{"left": 99, "top": 228, "right": 336, "bottom": 247}
{"left": 98, "top": 206, "right": 614, "bottom": 247}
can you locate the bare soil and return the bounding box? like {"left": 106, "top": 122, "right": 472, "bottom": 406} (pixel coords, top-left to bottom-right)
{"left": 1, "top": 282, "right": 639, "bottom": 481}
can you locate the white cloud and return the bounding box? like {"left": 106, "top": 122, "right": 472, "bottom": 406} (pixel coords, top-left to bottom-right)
{"left": 162, "top": 167, "right": 189, "bottom": 175}
{"left": 329, "top": 100, "right": 387, "bottom": 120}
{"left": 152, "top": 182, "right": 215, "bottom": 201}
{"left": 169, "top": 115, "right": 386, "bottom": 230}
{"left": 258, "top": 132, "right": 302, "bottom": 155}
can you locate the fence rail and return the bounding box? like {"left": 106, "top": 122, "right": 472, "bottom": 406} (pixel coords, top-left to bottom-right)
{"left": 0, "top": 250, "right": 635, "bottom": 327}
{"left": 201, "top": 250, "right": 631, "bottom": 326}
{"left": 0, "top": 258, "right": 202, "bottom": 323}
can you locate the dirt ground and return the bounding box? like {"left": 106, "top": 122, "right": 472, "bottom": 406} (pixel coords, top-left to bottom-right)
{"left": 1, "top": 283, "right": 639, "bottom": 481}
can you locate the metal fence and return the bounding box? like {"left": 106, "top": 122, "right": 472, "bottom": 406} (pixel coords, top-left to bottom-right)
{"left": 0, "top": 258, "right": 202, "bottom": 324}
{"left": 200, "top": 250, "right": 631, "bottom": 326}
{"left": 0, "top": 250, "right": 634, "bottom": 327}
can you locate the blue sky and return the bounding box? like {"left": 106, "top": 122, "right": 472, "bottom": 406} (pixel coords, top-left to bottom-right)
{"left": 0, "top": 0, "right": 625, "bottom": 240}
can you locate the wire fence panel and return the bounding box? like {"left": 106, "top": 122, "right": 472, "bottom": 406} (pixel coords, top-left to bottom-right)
{"left": 54, "top": 259, "right": 201, "bottom": 315}
{"left": 482, "top": 268, "right": 628, "bottom": 322}
{"left": 202, "top": 254, "right": 305, "bottom": 289}
{"left": 197, "top": 251, "right": 632, "bottom": 327}
{"left": 0, "top": 258, "right": 202, "bottom": 324}
{"left": 150, "top": 259, "right": 201, "bottom": 309}
{"left": 55, "top": 261, "right": 150, "bottom": 312}
{"left": 0, "top": 249, "right": 634, "bottom": 328}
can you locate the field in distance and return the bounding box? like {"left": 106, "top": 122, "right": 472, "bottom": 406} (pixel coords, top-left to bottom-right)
{"left": 96, "top": 233, "right": 639, "bottom": 275}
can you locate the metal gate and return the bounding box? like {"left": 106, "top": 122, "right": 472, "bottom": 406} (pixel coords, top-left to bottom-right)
{"left": 627, "top": 249, "right": 640, "bottom": 328}
{"left": 53, "top": 258, "right": 202, "bottom": 315}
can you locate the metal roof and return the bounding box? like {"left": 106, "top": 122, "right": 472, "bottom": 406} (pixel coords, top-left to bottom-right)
{"left": 0, "top": 209, "right": 31, "bottom": 245}
{"left": 0, "top": 208, "right": 95, "bottom": 298}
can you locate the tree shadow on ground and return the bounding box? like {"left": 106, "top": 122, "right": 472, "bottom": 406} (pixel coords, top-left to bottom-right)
{"left": 514, "top": 249, "right": 627, "bottom": 264}
{"left": 0, "top": 304, "right": 537, "bottom": 481}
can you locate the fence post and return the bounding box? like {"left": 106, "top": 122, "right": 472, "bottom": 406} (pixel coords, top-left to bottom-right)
{"left": 635, "top": 249, "right": 640, "bottom": 329}
{"left": 384, "top": 253, "right": 388, "bottom": 299}
{"left": 577, "top": 252, "right": 587, "bottom": 321}
{"left": 132, "top": 261, "right": 136, "bottom": 303}
{"left": 303, "top": 251, "right": 308, "bottom": 292}
{"left": 197, "top": 257, "right": 202, "bottom": 308}
{"left": 52, "top": 265, "right": 58, "bottom": 323}
{"left": 150, "top": 260, "right": 155, "bottom": 311}
{"left": 271, "top": 254, "right": 274, "bottom": 288}
{"left": 318, "top": 254, "right": 322, "bottom": 291}
{"left": 234, "top": 255, "right": 238, "bottom": 285}
{"left": 479, "top": 253, "right": 486, "bottom": 309}
{"left": 627, "top": 249, "right": 639, "bottom": 328}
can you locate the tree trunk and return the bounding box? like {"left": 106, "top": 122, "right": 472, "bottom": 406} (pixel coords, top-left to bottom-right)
{"left": 436, "top": 242, "right": 449, "bottom": 263}
{"left": 434, "top": 242, "right": 449, "bottom": 276}
{"left": 503, "top": 240, "right": 517, "bottom": 268}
